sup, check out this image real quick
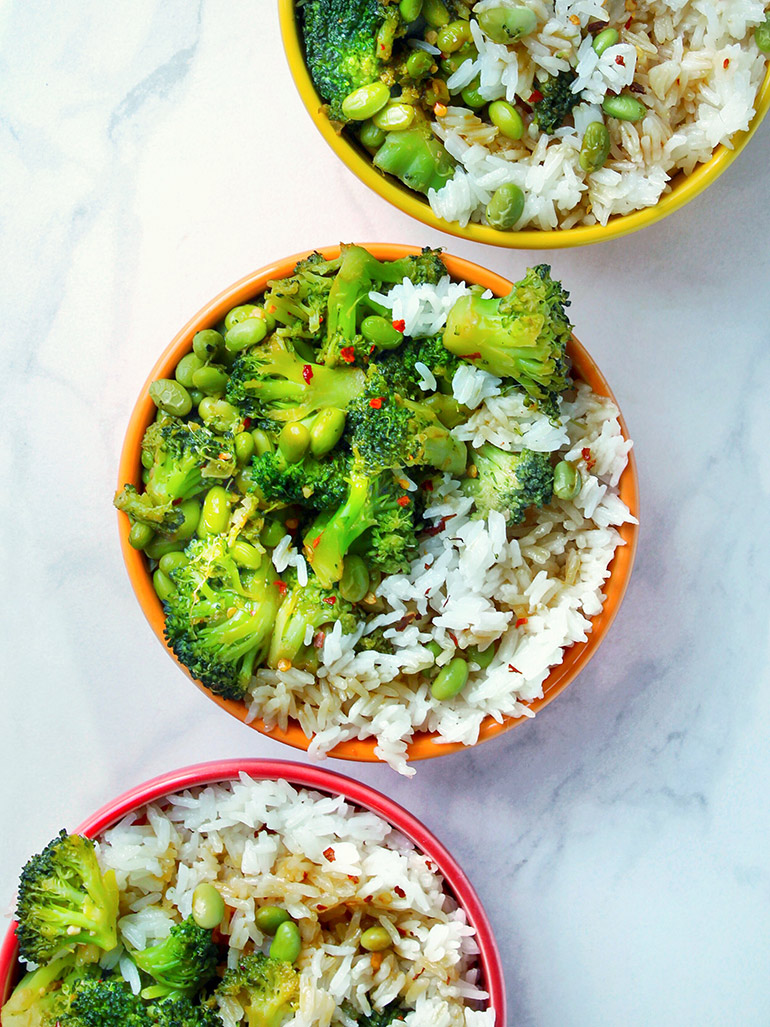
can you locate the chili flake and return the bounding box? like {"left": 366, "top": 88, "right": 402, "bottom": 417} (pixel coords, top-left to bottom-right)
{"left": 397, "top": 495, "right": 410, "bottom": 507}
{"left": 515, "top": 617, "right": 529, "bottom": 628}
{"left": 274, "top": 580, "right": 288, "bottom": 596}
{"left": 723, "top": 58, "right": 730, "bottom": 69}
{"left": 242, "top": 417, "right": 252, "bottom": 429}
{"left": 615, "top": 55, "right": 626, "bottom": 66}
{"left": 369, "top": 397, "right": 384, "bottom": 409}
{"left": 421, "top": 479, "right": 434, "bottom": 491}
{"left": 581, "top": 446, "right": 596, "bottom": 470}
{"left": 447, "top": 629, "right": 459, "bottom": 646}
{"left": 394, "top": 886, "right": 406, "bottom": 898}
{"left": 312, "top": 535, "right": 322, "bottom": 549}
{"left": 302, "top": 364, "right": 314, "bottom": 383}
{"left": 508, "top": 664, "right": 521, "bottom": 673}
{"left": 313, "top": 630, "right": 326, "bottom": 649}
{"left": 172, "top": 497, "right": 183, "bottom": 506}
{"left": 625, "top": 15, "right": 633, "bottom": 27}
{"left": 340, "top": 345, "right": 356, "bottom": 364}
{"left": 268, "top": 305, "right": 277, "bottom": 314}
{"left": 322, "top": 596, "right": 337, "bottom": 606}
{"left": 323, "top": 847, "right": 336, "bottom": 862}
{"left": 392, "top": 318, "right": 406, "bottom": 333}
{"left": 463, "top": 351, "right": 482, "bottom": 359}
{"left": 529, "top": 89, "right": 544, "bottom": 104}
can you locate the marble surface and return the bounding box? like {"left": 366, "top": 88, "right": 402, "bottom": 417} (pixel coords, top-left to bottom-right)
{"left": 2, "top": 3, "right": 770, "bottom": 1024}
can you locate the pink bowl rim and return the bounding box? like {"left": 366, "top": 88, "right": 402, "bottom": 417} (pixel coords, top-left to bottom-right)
{"left": 0, "top": 759, "right": 506, "bottom": 1023}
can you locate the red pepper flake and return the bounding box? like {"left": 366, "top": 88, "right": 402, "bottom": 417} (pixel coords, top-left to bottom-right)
{"left": 424, "top": 513, "right": 455, "bottom": 537}
{"left": 369, "top": 397, "right": 384, "bottom": 409}
{"left": 268, "top": 305, "right": 277, "bottom": 314}
{"left": 529, "top": 89, "right": 544, "bottom": 104}
{"left": 421, "top": 479, "right": 434, "bottom": 492}
{"left": 463, "top": 351, "right": 482, "bottom": 359}
{"left": 347, "top": 875, "right": 359, "bottom": 883}
{"left": 723, "top": 58, "right": 730, "bottom": 69}
{"left": 313, "top": 630, "right": 326, "bottom": 649}
{"left": 172, "top": 497, "right": 183, "bottom": 506}
{"left": 615, "top": 55, "right": 626, "bottom": 66}
{"left": 625, "top": 15, "right": 633, "bottom": 27}
{"left": 317, "top": 904, "right": 328, "bottom": 911}
{"left": 392, "top": 318, "right": 406, "bottom": 333}
{"left": 323, "top": 847, "right": 336, "bottom": 862}
{"left": 447, "top": 629, "right": 459, "bottom": 646}
{"left": 515, "top": 617, "right": 529, "bottom": 628}
{"left": 322, "top": 596, "right": 337, "bottom": 606}
{"left": 394, "top": 886, "right": 406, "bottom": 898}
{"left": 312, "top": 535, "right": 322, "bottom": 549}
{"left": 508, "top": 664, "right": 521, "bottom": 673}
{"left": 340, "top": 345, "right": 356, "bottom": 364}
{"left": 424, "top": 562, "right": 431, "bottom": 570}
{"left": 397, "top": 495, "right": 410, "bottom": 507}
{"left": 581, "top": 446, "right": 596, "bottom": 470}
{"left": 302, "top": 364, "right": 313, "bottom": 383}
{"left": 274, "top": 579, "right": 288, "bottom": 596}
{"left": 242, "top": 417, "right": 252, "bottom": 429}
{"left": 369, "top": 344, "right": 376, "bottom": 354}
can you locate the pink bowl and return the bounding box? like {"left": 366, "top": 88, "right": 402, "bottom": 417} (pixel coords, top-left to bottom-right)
{"left": 0, "top": 760, "right": 506, "bottom": 1023}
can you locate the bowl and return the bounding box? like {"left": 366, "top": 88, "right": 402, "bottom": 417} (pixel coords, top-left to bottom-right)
{"left": 0, "top": 759, "right": 506, "bottom": 1022}
{"left": 278, "top": 1, "right": 770, "bottom": 249}
{"left": 116, "top": 243, "right": 639, "bottom": 762}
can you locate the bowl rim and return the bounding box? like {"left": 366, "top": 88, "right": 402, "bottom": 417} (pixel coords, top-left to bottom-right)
{"left": 277, "top": 0, "right": 770, "bottom": 249}
{"left": 0, "top": 759, "right": 507, "bottom": 1023}
{"left": 116, "top": 242, "right": 639, "bottom": 763}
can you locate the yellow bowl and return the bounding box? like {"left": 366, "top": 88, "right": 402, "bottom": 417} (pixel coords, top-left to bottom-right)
{"left": 278, "top": 1, "right": 770, "bottom": 249}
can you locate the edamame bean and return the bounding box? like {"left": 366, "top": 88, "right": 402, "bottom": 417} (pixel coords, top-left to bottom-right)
{"left": 192, "top": 364, "right": 229, "bottom": 395}
{"left": 252, "top": 428, "right": 274, "bottom": 456}
{"left": 441, "top": 44, "right": 478, "bottom": 78}
{"left": 405, "top": 50, "right": 433, "bottom": 80}
{"left": 477, "top": 5, "right": 537, "bottom": 44}
{"left": 399, "top": 0, "right": 422, "bottom": 22}
{"left": 423, "top": 0, "right": 449, "bottom": 28}
{"left": 278, "top": 422, "right": 310, "bottom": 464}
{"left": 340, "top": 555, "right": 370, "bottom": 603}
{"left": 174, "top": 499, "right": 201, "bottom": 540}
{"left": 235, "top": 431, "right": 255, "bottom": 465}
{"left": 437, "top": 20, "right": 471, "bottom": 53}
{"left": 192, "top": 329, "right": 224, "bottom": 361}
{"left": 431, "top": 656, "right": 469, "bottom": 700}
{"left": 225, "top": 317, "right": 267, "bottom": 353}
{"left": 425, "top": 641, "right": 442, "bottom": 663}
{"left": 488, "top": 100, "right": 524, "bottom": 140}
{"left": 602, "top": 92, "right": 646, "bottom": 121}
{"left": 152, "top": 569, "right": 176, "bottom": 602}
{"left": 341, "top": 82, "right": 391, "bottom": 121}
{"left": 579, "top": 121, "right": 611, "bottom": 172}
{"left": 188, "top": 388, "right": 204, "bottom": 407}
{"left": 198, "top": 486, "right": 230, "bottom": 536}
{"left": 144, "top": 537, "right": 185, "bottom": 560}
{"left": 231, "top": 540, "right": 263, "bottom": 570}
{"left": 224, "top": 305, "right": 258, "bottom": 331}
{"left": 467, "top": 643, "right": 495, "bottom": 669}
{"left": 592, "top": 27, "right": 619, "bottom": 56}
{"left": 360, "top": 926, "right": 392, "bottom": 952}
{"left": 148, "top": 379, "right": 192, "bottom": 417}
{"left": 756, "top": 15, "right": 770, "bottom": 53}
{"left": 359, "top": 120, "right": 387, "bottom": 151}
{"left": 128, "top": 521, "right": 155, "bottom": 550}
{"left": 553, "top": 460, "right": 581, "bottom": 500}
{"left": 310, "top": 408, "right": 346, "bottom": 458}
{"left": 361, "top": 315, "right": 403, "bottom": 350}
{"left": 191, "top": 883, "right": 225, "bottom": 929}
{"left": 269, "top": 920, "right": 302, "bottom": 963}
{"left": 175, "top": 352, "right": 205, "bottom": 389}
{"left": 141, "top": 448, "right": 154, "bottom": 469}
{"left": 254, "top": 905, "right": 291, "bottom": 936}
{"left": 485, "top": 182, "right": 525, "bottom": 230}
{"left": 261, "top": 518, "right": 288, "bottom": 548}
{"left": 159, "top": 551, "right": 189, "bottom": 576}
{"left": 199, "top": 397, "right": 241, "bottom": 432}
{"left": 460, "top": 80, "right": 486, "bottom": 109}
{"left": 372, "top": 102, "right": 416, "bottom": 131}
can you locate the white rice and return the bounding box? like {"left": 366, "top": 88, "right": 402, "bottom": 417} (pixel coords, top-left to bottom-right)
{"left": 426, "top": 1, "right": 768, "bottom": 229}
{"left": 88, "top": 776, "right": 495, "bottom": 1027}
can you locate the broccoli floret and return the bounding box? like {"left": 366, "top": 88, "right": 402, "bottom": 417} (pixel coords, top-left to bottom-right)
{"left": 372, "top": 124, "right": 456, "bottom": 196}
{"left": 463, "top": 445, "right": 554, "bottom": 524}
{"left": 226, "top": 337, "right": 365, "bottom": 423}
{"left": 1, "top": 957, "right": 90, "bottom": 1027}
{"left": 163, "top": 536, "right": 283, "bottom": 701}
{"left": 215, "top": 953, "right": 298, "bottom": 1027}
{"left": 355, "top": 628, "right": 395, "bottom": 655}
{"left": 149, "top": 996, "right": 223, "bottom": 1027}
{"left": 532, "top": 70, "right": 580, "bottom": 134}
{"left": 133, "top": 917, "right": 219, "bottom": 1001}
{"left": 263, "top": 253, "right": 340, "bottom": 343}
{"left": 342, "top": 1000, "right": 409, "bottom": 1026}
{"left": 299, "top": 0, "right": 403, "bottom": 122}
{"left": 267, "top": 572, "right": 356, "bottom": 670}
{"left": 442, "top": 264, "right": 572, "bottom": 419}
{"left": 250, "top": 450, "right": 351, "bottom": 510}
{"left": 15, "top": 831, "right": 119, "bottom": 965}
{"left": 63, "top": 976, "right": 152, "bottom": 1027}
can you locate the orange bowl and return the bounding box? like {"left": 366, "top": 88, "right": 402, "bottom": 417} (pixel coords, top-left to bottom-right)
{"left": 117, "top": 243, "right": 639, "bottom": 762}
{"left": 278, "top": 1, "right": 770, "bottom": 249}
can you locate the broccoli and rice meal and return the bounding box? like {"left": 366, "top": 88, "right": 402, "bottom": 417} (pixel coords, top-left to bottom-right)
{"left": 297, "top": 0, "right": 770, "bottom": 230}
{"left": 114, "top": 245, "right": 635, "bottom": 774}
{"left": 2, "top": 776, "right": 494, "bottom": 1027}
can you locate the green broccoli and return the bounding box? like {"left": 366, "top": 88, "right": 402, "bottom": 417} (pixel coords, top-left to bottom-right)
{"left": 250, "top": 451, "right": 351, "bottom": 510}
{"left": 463, "top": 445, "right": 554, "bottom": 524}
{"left": 355, "top": 627, "right": 395, "bottom": 655}
{"left": 63, "top": 976, "right": 152, "bottom": 1027}
{"left": 299, "top": 0, "right": 404, "bottom": 122}
{"left": 267, "top": 572, "right": 357, "bottom": 670}
{"left": 1, "top": 957, "right": 91, "bottom": 1027}
{"left": 342, "top": 999, "right": 409, "bottom": 1026}
{"left": 532, "top": 69, "right": 580, "bottom": 134}
{"left": 225, "top": 337, "right": 365, "bottom": 423}
{"left": 442, "top": 264, "right": 573, "bottom": 418}
{"left": 133, "top": 917, "right": 219, "bottom": 1001}
{"left": 262, "top": 252, "right": 340, "bottom": 343}
{"left": 372, "top": 123, "right": 456, "bottom": 196}
{"left": 15, "top": 831, "right": 119, "bottom": 965}
{"left": 162, "top": 536, "right": 283, "bottom": 701}
{"left": 149, "top": 995, "right": 224, "bottom": 1027}
{"left": 214, "top": 952, "right": 298, "bottom": 1027}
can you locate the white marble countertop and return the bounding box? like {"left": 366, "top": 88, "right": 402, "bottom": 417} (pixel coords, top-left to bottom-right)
{"left": 2, "top": 3, "right": 769, "bottom": 1024}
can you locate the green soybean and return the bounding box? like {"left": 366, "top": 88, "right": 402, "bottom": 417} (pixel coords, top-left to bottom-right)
{"left": 159, "top": 551, "right": 189, "bottom": 576}
{"left": 340, "top": 555, "right": 370, "bottom": 603}
{"left": 231, "top": 539, "right": 263, "bottom": 570}
{"left": 192, "top": 329, "right": 224, "bottom": 362}
{"left": 188, "top": 388, "right": 204, "bottom": 407}
{"left": 198, "top": 486, "right": 230, "bottom": 536}
{"left": 477, "top": 5, "right": 537, "bottom": 44}
{"left": 406, "top": 50, "right": 433, "bottom": 80}
{"left": 255, "top": 905, "right": 291, "bottom": 936}
{"left": 359, "top": 120, "right": 387, "bottom": 151}
{"left": 485, "top": 182, "right": 525, "bottom": 230}
{"left": 252, "top": 428, "right": 274, "bottom": 456}
{"left": 191, "top": 883, "right": 225, "bottom": 929}
{"left": 579, "top": 121, "right": 611, "bottom": 172}
{"left": 756, "top": 15, "right": 770, "bottom": 53}
{"left": 199, "top": 397, "right": 241, "bottom": 432}
{"left": 602, "top": 92, "right": 647, "bottom": 121}
{"left": 310, "top": 408, "right": 346, "bottom": 458}
{"left": 437, "top": 20, "right": 471, "bottom": 53}
{"left": 488, "top": 100, "right": 524, "bottom": 140}
{"left": 261, "top": 518, "right": 288, "bottom": 548}
{"left": 192, "top": 364, "right": 229, "bottom": 395}
{"left": 441, "top": 44, "right": 478, "bottom": 78}
{"left": 460, "top": 80, "right": 486, "bottom": 109}
{"left": 431, "top": 657, "right": 469, "bottom": 700}
{"left": 174, "top": 352, "right": 205, "bottom": 389}
{"left": 225, "top": 317, "right": 267, "bottom": 353}
{"left": 399, "top": 0, "right": 422, "bottom": 22}
{"left": 425, "top": 641, "right": 442, "bottom": 663}
{"left": 373, "top": 102, "right": 415, "bottom": 131}
{"left": 423, "top": 0, "right": 449, "bottom": 27}
{"left": 235, "top": 431, "right": 255, "bottom": 465}
{"left": 361, "top": 315, "right": 403, "bottom": 349}
{"left": 269, "top": 920, "right": 302, "bottom": 963}
{"left": 174, "top": 499, "right": 201, "bottom": 540}
{"left": 141, "top": 448, "right": 154, "bottom": 470}
{"left": 152, "top": 569, "right": 176, "bottom": 603}
{"left": 224, "top": 305, "right": 258, "bottom": 331}
{"left": 553, "top": 460, "right": 581, "bottom": 500}
{"left": 278, "top": 422, "right": 311, "bottom": 463}
{"left": 148, "top": 379, "right": 192, "bottom": 417}
{"left": 342, "top": 82, "right": 391, "bottom": 121}
{"left": 360, "top": 926, "right": 392, "bottom": 952}
{"left": 144, "top": 537, "right": 185, "bottom": 560}
{"left": 592, "top": 27, "right": 619, "bottom": 56}
{"left": 128, "top": 521, "right": 155, "bottom": 550}
{"left": 467, "top": 643, "right": 495, "bottom": 669}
